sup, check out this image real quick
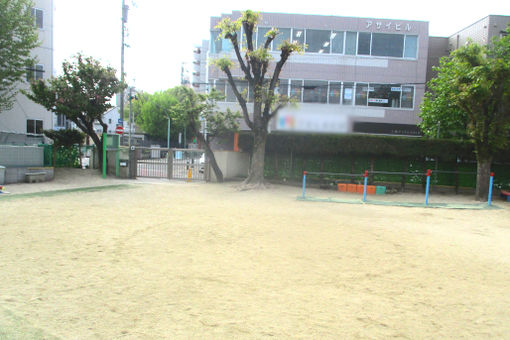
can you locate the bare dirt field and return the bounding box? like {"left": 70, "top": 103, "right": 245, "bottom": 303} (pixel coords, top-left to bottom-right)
{"left": 1, "top": 170, "right": 510, "bottom": 339}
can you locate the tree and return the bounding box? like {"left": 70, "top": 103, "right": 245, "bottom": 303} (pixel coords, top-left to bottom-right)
{"left": 134, "top": 89, "right": 187, "bottom": 142}
{"left": 214, "top": 10, "right": 303, "bottom": 188}
{"left": 24, "top": 54, "right": 124, "bottom": 170}
{"left": 420, "top": 29, "right": 510, "bottom": 201}
{"left": 0, "top": 0, "right": 40, "bottom": 112}
{"left": 170, "top": 86, "right": 240, "bottom": 182}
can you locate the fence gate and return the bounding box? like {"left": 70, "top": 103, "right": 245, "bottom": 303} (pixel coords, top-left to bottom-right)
{"left": 169, "top": 148, "right": 206, "bottom": 181}
{"left": 136, "top": 147, "right": 206, "bottom": 181}
{"left": 136, "top": 146, "right": 170, "bottom": 178}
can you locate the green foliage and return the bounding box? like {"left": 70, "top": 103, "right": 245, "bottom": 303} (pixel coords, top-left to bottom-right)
{"left": 24, "top": 54, "right": 123, "bottom": 169}
{"left": 420, "top": 29, "right": 510, "bottom": 157}
{"left": 135, "top": 86, "right": 240, "bottom": 141}
{"left": 25, "top": 54, "right": 124, "bottom": 131}
{"left": 239, "top": 133, "right": 477, "bottom": 161}
{"left": 0, "top": 0, "right": 40, "bottom": 112}
{"left": 212, "top": 57, "right": 234, "bottom": 71}
{"left": 134, "top": 89, "right": 183, "bottom": 140}
{"left": 214, "top": 17, "right": 241, "bottom": 40}
{"left": 44, "top": 129, "right": 85, "bottom": 149}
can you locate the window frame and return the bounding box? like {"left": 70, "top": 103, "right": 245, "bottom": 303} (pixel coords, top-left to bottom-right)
{"left": 26, "top": 119, "right": 43, "bottom": 135}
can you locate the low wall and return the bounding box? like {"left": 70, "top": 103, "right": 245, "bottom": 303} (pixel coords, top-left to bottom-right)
{"left": 0, "top": 145, "right": 43, "bottom": 167}
{"left": 209, "top": 151, "right": 249, "bottom": 182}
{"left": 106, "top": 148, "right": 131, "bottom": 178}
{"left": 3, "top": 167, "right": 54, "bottom": 184}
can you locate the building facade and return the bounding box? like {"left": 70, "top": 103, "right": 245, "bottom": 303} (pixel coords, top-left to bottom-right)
{"left": 195, "top": 12, "right": 429, "bottom": 136}
{"left": 0, "top": 0, "right": 55, "bottom": 145}
{"left": 194, "top": 12, "right": 509, "bottom": 137}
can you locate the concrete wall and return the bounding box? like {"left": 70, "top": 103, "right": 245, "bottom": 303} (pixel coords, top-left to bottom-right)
{"left": 106, "top": 148, "right": 130, "bottom": 178}
{"left": 0, "top": 145, "right": 44, "bottom": 167}
{"left": 209, "top": 151, "right": 249, "bottom": 182}
{"left": 3, "top": 167, "right": 54, "bottom": 184}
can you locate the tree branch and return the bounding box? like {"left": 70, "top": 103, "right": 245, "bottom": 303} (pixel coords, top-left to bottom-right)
{"left": 229, "top": 34, "right": 253, "bottom": 83}
{"left": 263, "top": 50, "right": 291, "bottom": 118}
{"left": 223, "top": 66, "right": 254, "bottom": 130}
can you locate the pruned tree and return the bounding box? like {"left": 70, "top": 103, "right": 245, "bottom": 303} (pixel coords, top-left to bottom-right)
{"left": 420, "top": 28, "right": 510, "bottom": 201}
{"left": 0, "top": 0, "right": 40, "bottom": 112}
{"left": 24, "top": 54, "right": 124, "bottom": 170}
{"left": 214, "top": 10, "right": 303, "bottom": 188}
{"left": 171, "top": 86, "right": 240, "bottom": 182}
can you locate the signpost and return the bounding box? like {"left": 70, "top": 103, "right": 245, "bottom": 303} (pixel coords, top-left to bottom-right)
{"left": 115, "top": 125, "right": 124, "bottom": 135}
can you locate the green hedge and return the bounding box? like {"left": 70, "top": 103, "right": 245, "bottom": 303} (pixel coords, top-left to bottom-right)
{"left": 238, "top": 133, "right": 510, "bottom": 189}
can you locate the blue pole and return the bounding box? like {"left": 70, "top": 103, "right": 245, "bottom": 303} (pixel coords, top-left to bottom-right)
{"left": 488, "top": 172, "right": 494, "bottom": 206}
{"left": 302, "top": 171, "right": 307, "bottom": 199}
{"left": 363, "top": 170, "right": 368, "bottom": 202}
{"left": 425, "top": 169, "right": 431, "bottom": 206}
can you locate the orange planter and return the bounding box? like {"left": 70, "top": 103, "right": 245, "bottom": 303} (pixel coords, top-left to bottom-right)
{"left": 337, "top": 183, "right": 347, "bottom": 192}
{"left": 367, "top": 185, "right": 376, "bottom": 195}
{"left": 356, "top": 184, "right": 364, "bottom": 193}
{"left": 347, "top": 184, "right": 357, "bottom": 193}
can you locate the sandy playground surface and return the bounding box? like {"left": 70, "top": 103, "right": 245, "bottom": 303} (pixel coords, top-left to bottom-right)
{"left": 1, "top": 169, "right": 510, "bottom": 338}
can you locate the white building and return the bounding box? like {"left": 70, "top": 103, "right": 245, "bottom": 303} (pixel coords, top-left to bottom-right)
{"left": 0, "top": 0, "right": 55, "bottom": 145}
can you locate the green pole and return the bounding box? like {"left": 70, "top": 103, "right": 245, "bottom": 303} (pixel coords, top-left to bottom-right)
{"left": 102, "top": 133, "right": 107, "bottom": 178}
{"left": 115, "top": 134, "right": 120, "bottom": 177}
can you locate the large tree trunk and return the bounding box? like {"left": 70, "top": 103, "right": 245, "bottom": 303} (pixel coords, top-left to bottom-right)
{"left": 195, "top": 131, "right": 223, "bottom": 183}
{"left": 475, "top": 155, "right": 493, "bottom": 201}
{"left": 243, "top": 129, "right": 267, "bottom": 187}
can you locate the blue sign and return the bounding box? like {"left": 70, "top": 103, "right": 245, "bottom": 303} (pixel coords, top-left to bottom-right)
{"left": 118, "top": 119, "right": 123, "bottom": 124}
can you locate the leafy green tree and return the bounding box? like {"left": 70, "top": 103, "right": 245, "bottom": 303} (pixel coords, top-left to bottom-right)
{"left": 420, "top": 29, "right": 510, "bottom": 200}
{"left": 170, "top": 86, "right": 240, "bottom": 182}
{"left": 24, "top": 54, "right": 124, "bottom": 170}
{"left": 0, "top": 0, "right": 40, "bottom": 112}
{"left": 134, "top": 89, "right": 187, "bottom": 142}
{"left": 214, "top": 10, "right": 303, "bottom": 188}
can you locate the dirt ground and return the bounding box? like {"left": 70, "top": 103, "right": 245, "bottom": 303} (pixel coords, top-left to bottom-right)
{"left": 1, "top": 170, "right": 510, "bottom": 339}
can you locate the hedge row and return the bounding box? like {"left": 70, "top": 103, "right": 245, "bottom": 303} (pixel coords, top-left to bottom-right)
{"left": 238, "top": 133, "right": 510, "bottom": 162}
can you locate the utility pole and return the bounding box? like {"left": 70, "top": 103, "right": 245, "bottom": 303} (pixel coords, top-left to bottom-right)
{"left": 120, "top": 0, "right": 128, "bottom": 125}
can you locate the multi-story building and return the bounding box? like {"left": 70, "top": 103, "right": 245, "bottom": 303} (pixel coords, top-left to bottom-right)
{"left": 0, "top": 0, "right": 55, "bottom": 144}
{"left": 195, "top": 12, "right": 429, "bottom": 136}
{"left": 194, "top": 12, "right": 510, "bottom": 138}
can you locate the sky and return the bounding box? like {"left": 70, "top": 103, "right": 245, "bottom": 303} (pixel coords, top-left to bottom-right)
{"left": 53, "top": 0, "right": 510, "bottom": 94}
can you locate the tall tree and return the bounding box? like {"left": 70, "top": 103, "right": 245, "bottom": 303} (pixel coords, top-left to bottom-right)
{"left": 24, "top": 54, "right": 124, "bottom": 170}
{"left": 134, "top": 89, "right": 187, "bottom": 142}
{"left": 0, "top": 0, "right": 40, "bottom": 112}
{"left": 420, "top": 29, "right": 510, "bottom": 201}
{"left": 170, "top": 86, "right": 240, "bottom": 183}
{"left": 215, "top": 10, "right": 303, "bottom": 188}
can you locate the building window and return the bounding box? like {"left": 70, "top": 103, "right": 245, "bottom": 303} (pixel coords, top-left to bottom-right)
{"left": 305, "top": 29, "right": 331, "bottom": 53}
{"left": 256, "top": 27, "right": 272, "bottom": 48}
{"left": 26, "top": 64, "right": 44, "bottom": 81}
{"left": 272, "top": 28, "right": 291, "bottom": 51}
{"left": 345, "top": 32, "right": 357, "bottom": 55}
{"left": 290, "top": 80, "right": 303, "bottom": 101}
{"left": 371, "top": 33, "right": 405, "bottom": 57}
{"left": 213, "top": 79, "right": 226, "bottom": 99}
{"left": 56, "top": 114, "right": 66, "bottom": 127}
{"left": 404, "top": 35, "right": 418, "bottom": 58}
{"left": 27, "top": 119, "right": 43, "bottom": 135}
{"left": 368, "top": 84, "right": 401, "bottom": 107}
{"left": 401, "top": 86, "right": 414, "bottom": 108}
{"left": 31, "top": 8, "right": 43, "bottom": 29}
{"left": 303, "top": 80, "right": 328, "bottom": 103}
{"left": 277, "top": 79, "right": 289, "bottom": 97}
{"left": 342, "top": 82, "right": 354, "bottom": 105}
{"left": 355, "top": 83, "right": 369, "bottom": 105}
{"left": 357, "top": 33, "right": 371, "bottom": 55}
{"left": 292, "top": 28, "right": 305, "bottom": 47}
{"left": 329, "top": 82, "right": 341, "bottom": 104}
{"left": 331, "top": 31, "right": 344, "bottom": 54}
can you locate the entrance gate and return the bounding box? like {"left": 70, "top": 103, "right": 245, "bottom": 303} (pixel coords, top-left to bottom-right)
{"left": 136, "top": 147, "right": 206, "bottom": 181}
